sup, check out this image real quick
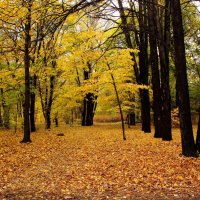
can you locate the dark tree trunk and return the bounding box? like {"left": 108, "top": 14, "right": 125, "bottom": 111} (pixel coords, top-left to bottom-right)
{"left": 175, "top": 82, "right": 179, "bottom": 108}
{"left": 21, "top": 2, "right": 32, "bottom": 143}
{"left": 196, "top": 110, "right": 200, "bottom": 152}
{"left": 55, "top": 117, "right": 58, "bottom": 127}
{"left": 45, "top": 110, "right": 51, "bottom": 129}
{"left": 82, "top": 93, "right": 97, "bottom": 126}
{"left": 53, "top": 111, "right": 59, "bottom": 127}
{"left": 1, "top": 89, "right": 10, "bottom": 129}
{"left": 45, "top": 72, "right": 55, "bottom": 129}
{"left": 140, "top": 89, "right": 151, "bottom": 133}
{"left": 81, "top": 69, "right": 97, "bottom": 126}
{"left": 138, "top": 0, "right": 151, "bottom": 133}
{"left": 147, "top": 0, "right": 163, "bottom": 138}
{"left": 3, "top": 105, "right": 10, "bottom": 129}
{"left": 171, "top": 0, "right": 198, "bottom": 156}
{"left": 127, "top": 113, "right": 136, "bottom": 126}
{"left": 30, "top": 75, "right": 37, "bottom": 132}
{"left": 155, "top": 0, "right": 172, "bottom": 141}
{"left": 162, "top": 0, "right": 172, "bottom": 140}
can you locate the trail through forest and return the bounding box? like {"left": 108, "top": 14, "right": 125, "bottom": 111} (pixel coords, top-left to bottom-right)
{"left": 0, "top": 125, "right": 199, "bottom": 199}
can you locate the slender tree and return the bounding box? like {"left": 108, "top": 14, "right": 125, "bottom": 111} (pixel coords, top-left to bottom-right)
{"left": 30, "top": 75, "right": 37, "bottom": 132}
{"left": 107, "top": 63, "right": 126, "bottom": 140}
{"left": 117, "top": 0, "right": 151, "bottom": 132}
{"left": 21, "top": 0, "right": 32, "bottom": 143}
{"left": 161, "top": 0, "right": 172, "bottom": 140}
{"left": 138, "top": 0, "right": 151, "bottom": 133}
{"left": 147, "top": 0, "right": 163, "bottom": 138}
{"left": 152, "top": 0, "right": 172, "bottom": 140}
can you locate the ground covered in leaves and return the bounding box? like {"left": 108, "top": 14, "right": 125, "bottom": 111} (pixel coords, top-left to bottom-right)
{"left": 0, "top": 124, "right": 200, "bottom": 199}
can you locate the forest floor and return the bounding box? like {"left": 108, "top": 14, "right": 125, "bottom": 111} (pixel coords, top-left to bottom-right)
{"left": 0, "top": 124, "right": 200, "bottom": 200}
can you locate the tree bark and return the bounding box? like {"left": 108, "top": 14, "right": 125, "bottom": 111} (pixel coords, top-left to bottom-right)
{"left": 138, "top": 0, "right": 151, "bottom": 133}
{"left": 45, "top": 110, "right": 51, "bottom": 129}
{"left": 147, "top": 0, "right": 163, "bottom": 138}
{"left": 82, "top": 93, "right": 97, "bottom": 126}
{"left": 30, "top": 75, "right": 37, "bottom": 132}
{"left": 21, "top": 1, "right": 32, "bottom": 143}
{"left": 107, "top": 63, "right": 126, "bottom": 140}
{"left": 55, "top": 117, "right": 58, "bottom": 127}
{"left": 139, "top": 90, "right": 151, "bottom": 133}
{"left": 3, "top": 105, "right": 10, "bottom": 129}
{"left": 155, "top": 0, "right": 172, "bottom": 141}
{"left": 171, "top": 0, "right": 198, "bottom": 156}
{"left": 81, "top": 69, "right": 97, "bottom": 126}
{"left": 45, "top": 68, "right": 55, "bottom": 129}
{"left": 127, "top": 113, "right": 135, "bottom": 126}
{"left": 1, "top": 89, "right": 10, "bottom": 129}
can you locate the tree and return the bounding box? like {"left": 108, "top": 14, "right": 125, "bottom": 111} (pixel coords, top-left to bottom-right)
{"left": 145, "top": 0, "right": 172, "bottom": 140}
{"left": 117, "top": 0, "right": 151, "bottom": 133}
{"left": 98, "top": 48, "right": 139, "bottom": 140}
{"left": 21, "top": 0, "right": 32, "bottom": 143}
{"left": 170, "top": 0, "right": 198, "bottom": 156}
{"left": 82, "top": 68, "right": 97, "bottom": 126}
{"left": 147, "top": 0, "right": 163, "bottom": 138}
{"left": 137, "top": 0, "right": 151, "bottom": 133}
{"left": 158, "top": 0, "right": 172, "bottom": 140}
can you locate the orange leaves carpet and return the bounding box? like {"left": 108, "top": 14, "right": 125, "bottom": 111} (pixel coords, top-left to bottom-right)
{"left": 0, "top": 125, "right": 199, "bottom": 199}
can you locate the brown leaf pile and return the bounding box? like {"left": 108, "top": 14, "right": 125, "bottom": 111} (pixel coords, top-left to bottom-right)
{"left": 0, "top": 124, "right": 199, "bottom": 199}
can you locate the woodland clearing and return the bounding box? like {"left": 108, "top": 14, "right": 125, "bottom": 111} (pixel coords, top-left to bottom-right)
{"left": 0, "top": 124, "right": 200, "bottom": 200}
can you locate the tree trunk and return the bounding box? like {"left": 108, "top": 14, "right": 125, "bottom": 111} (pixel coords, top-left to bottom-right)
{"left": 82, "top": 93, "right": 96, "bottom": 126}
{"left": 30, "top": 75, "right": 37, "bottom": 132}
{"left": 127, "top": 113, "right": 135, "bottom": 126}
{"left": 55, "top": 117, "right": 58, "bottom": 127}
{"left": 21, "top": 2, "right": 32, "bottom": 143}
{"left": 162, "top": 0, "right": 172, "bottom": 140}
{"left": 138, "top": 0, "right": 151, "bottom": 133}
{"left": 45, "top": 110, "right": 51, "bottom": 129}
{"left": 3, "top": 105, "right": 10, "bottom": 129}
{"left": 147, "top": 0, "right": 163, "bottom": 138}
{"left": 107, "top": 63, "right": 126, "bottom": 140}
{"left": 140, "top": 89, "right": 151, "bottom": 133}
{"left": 155, "top": 0, "right": 172, "bottom": 141}
{"left": 45, "top": 72, "right": 55, "bottom": 129}
{"left": 171, "top": 0, "right": 198, "bottom": 157}
{"left": 1, "top": 89, "right": 10, "bottom": 129}
{"left": 81, "top": 69, "right": 97, "bottom": 126}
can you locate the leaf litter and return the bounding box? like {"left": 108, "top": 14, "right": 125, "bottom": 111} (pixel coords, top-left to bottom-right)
{"left": 0, "top": 124, "right": 199, "bottom": 199}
